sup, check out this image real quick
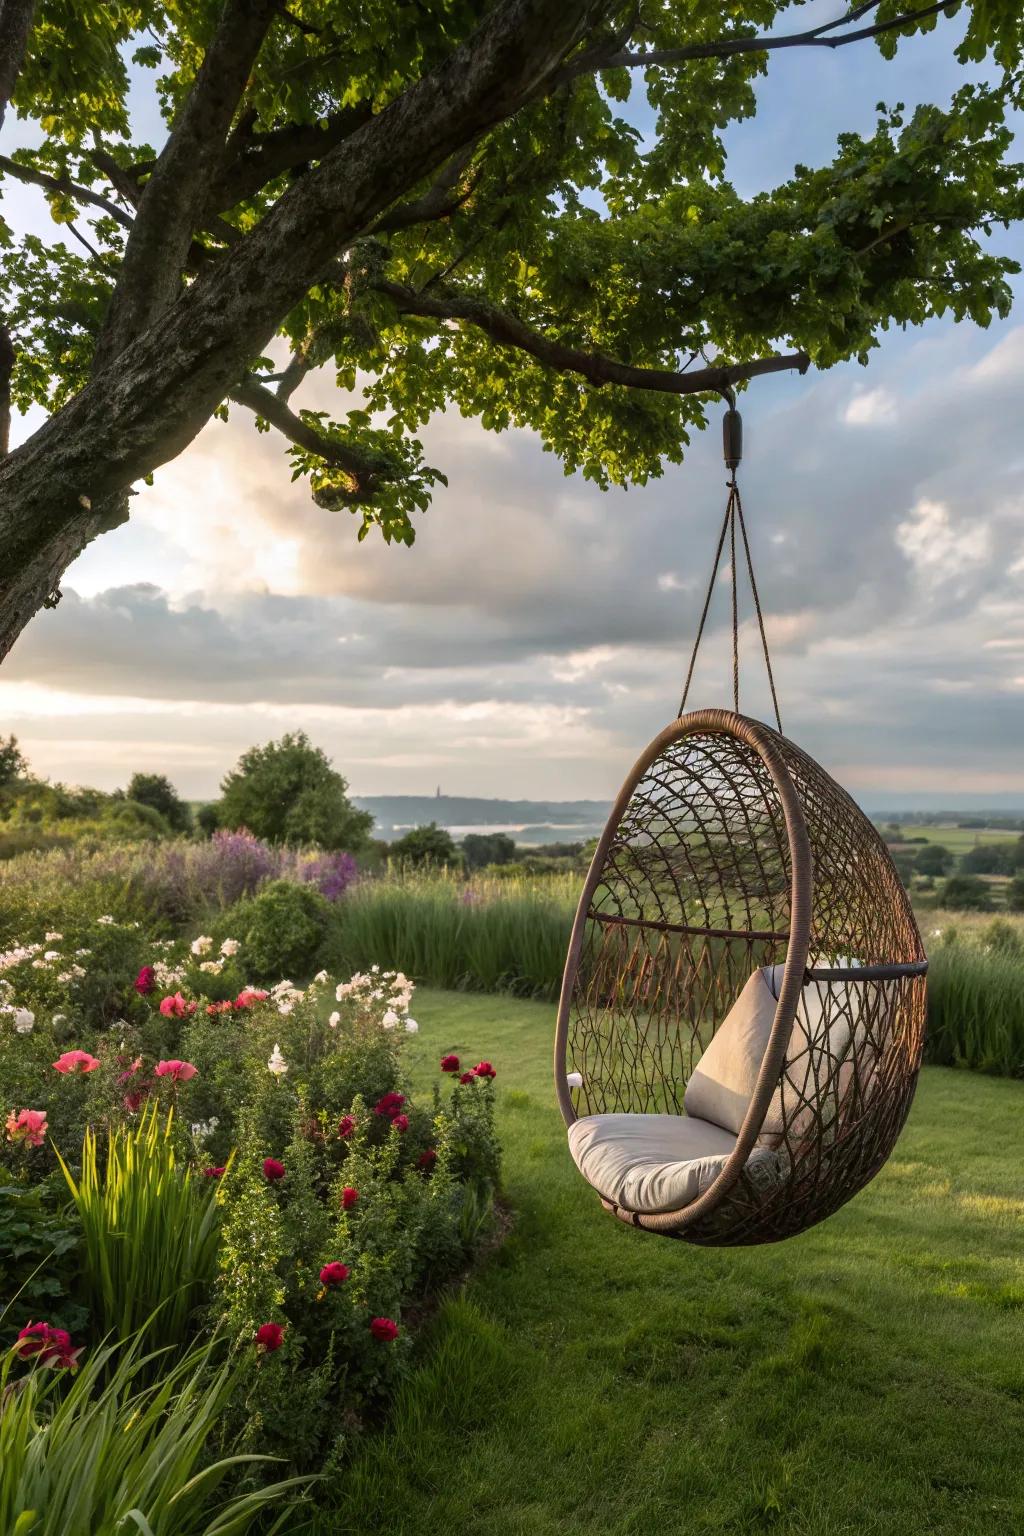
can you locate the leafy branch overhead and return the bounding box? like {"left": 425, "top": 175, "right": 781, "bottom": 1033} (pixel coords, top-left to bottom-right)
{"left": 0, "top": 0, "right": 1022, "bottom": 647}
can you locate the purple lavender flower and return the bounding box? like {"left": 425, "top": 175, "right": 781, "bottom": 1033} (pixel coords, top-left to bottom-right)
{"left": 301, "top": 851, "right": 358, "bottom": 902}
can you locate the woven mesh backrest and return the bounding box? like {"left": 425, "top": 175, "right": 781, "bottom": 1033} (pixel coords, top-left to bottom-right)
{"left": 557, "top": 711, "right": 926, "bottom": 1245}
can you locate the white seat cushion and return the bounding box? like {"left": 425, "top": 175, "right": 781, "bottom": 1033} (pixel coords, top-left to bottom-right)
{"left": 567, "top": 1112, "right": 737, "bottom": 1215}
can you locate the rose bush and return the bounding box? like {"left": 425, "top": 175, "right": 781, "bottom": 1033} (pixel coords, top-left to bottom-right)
{"left": 1, "top": 921, "right": 501, "bottom": 1478}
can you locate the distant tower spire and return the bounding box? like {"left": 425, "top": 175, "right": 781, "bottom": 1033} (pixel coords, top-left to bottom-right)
{"left": 436, "top": 784, "right": 441, "bottom": 799}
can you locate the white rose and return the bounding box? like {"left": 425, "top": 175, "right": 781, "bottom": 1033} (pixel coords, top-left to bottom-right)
{"left": 14, "top": 1007, "right": 35, "bottom": 1034}
{"left": 567, "top": 1071, "right": 583, "bottom": 1089}
{"left": 220, "top": 937, "right": 240, "bottom": 956}
{"left": 329, "top": 1011, "right": 341, "bottom": 1028}
{"left": 404, "top": 1019, "right": 419, "bottom": 1034}
{"left": 267, "top": 1043, "right": 288, "bottom": 1077}
{"left": 381, "top": 1008, "right": 400, "bottom": 1030}
{"left": 190, "top": 935, "right": 213, "bottom": 956}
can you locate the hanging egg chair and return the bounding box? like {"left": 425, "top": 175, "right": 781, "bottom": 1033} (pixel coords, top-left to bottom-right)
{"left": 554, "top": 403, "right": 927, "bottom": 1246}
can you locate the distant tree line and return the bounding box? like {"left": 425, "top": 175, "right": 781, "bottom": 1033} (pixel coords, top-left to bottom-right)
{"left": 882, "top": 822, "right": 1024, "bottom": 912}
{"left": 0, "top": 732, "right": 590, "bottom": 872}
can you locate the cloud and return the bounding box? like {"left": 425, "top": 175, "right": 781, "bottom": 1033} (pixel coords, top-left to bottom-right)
{"left": 843, "top": 387, "right": 897, "bottom": 427}
{"left": 8, "top": 315, "right": 1024, "bottom": 801}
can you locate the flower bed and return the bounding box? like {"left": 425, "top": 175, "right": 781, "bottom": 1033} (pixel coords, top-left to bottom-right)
{"left": 1, "top": 917, "right": 500, "bottom": 1490}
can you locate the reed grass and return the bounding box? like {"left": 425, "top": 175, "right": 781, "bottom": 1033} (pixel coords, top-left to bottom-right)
{"left": 324, "top": 868, "right": 576, "bottom": 1000}
{"left": 924, "top": 941, "right": 1024, "bottom": 1077}
{"left": 57, "top": 1105, "right": 225, "bottom": 1346}
{"left": 0, "top": 1330, "right": 308, "bottom": 1534}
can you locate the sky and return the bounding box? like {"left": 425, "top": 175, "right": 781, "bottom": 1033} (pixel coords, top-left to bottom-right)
{"left": 2, "top": 6, "right": 1023, "bottom": 807}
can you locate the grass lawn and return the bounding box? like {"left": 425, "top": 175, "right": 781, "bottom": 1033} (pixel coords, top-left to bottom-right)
{"left": 324, "top": 990, "right": 1024, "bottom": 1535}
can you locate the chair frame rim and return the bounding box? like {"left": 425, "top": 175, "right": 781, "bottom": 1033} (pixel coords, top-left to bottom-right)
{"left": 554, "top": 707, "right": 817, "bottom": 1235}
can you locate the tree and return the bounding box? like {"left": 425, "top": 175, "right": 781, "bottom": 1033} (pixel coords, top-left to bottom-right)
{"left": 390, "top": 822, "right": 458, "bottom": 866}
{"left": 914, "top": 843, "right": 953, "bottom": 877}
{"left": 0, "top": 732, "right": 26, "bottom": 787}
{"left": 126, "top": 771, "right": 192, "bottom": 833}
{"left": 1, "top": 2, "right": 1022, "bottom": 656}
{"left": 961, "top": 841, "right": 1015, "bottom": 875}
{"left": 217, "top": 732, "right": 373, "bottom": 850}
{"left": 1006, "top": 876, "right": 1024, "bottom": 913}
{"left": 941, "top": 874, "right": 994, "bottom": 912}
{"left": 462, "top": 832, "right": 518, "bottom": 869}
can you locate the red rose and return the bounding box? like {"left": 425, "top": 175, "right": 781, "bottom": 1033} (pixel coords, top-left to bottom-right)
{"left": 417, "top": 1148, "right": 437, "bottom": 1172}
{"left": 204, "top": 1165, "right": 226, "bottom": 1178}
{"left": 373, "top": 1091, "right": 406, "bottom": 1118}
{"left": 473, "top": 1061, "right": 496, "bottom": 1079}
{"left": 440, "top": 1053, "right": 460, "bottom": 1073}
{"left": 319, "top": 1261, "right": 350, "bottom": 1287}
{"left": 459, "top": 1071, "right": 476, "bottom": 1084}
{"left": 254, "top": 1322, "right": 284, "bottom": 1352}
{"left": 369, "top": 1316, "right": 399, "bottom": 1342}
{"left": 134, "top": 965, "right": 156, "bottom": 995}
{"left": 391, "top": 1113, "right": 409, "bottom": 1133}
{"left": 341, "top": 1185, "right": 359, "bottom": 1210}
{"left": 338, "top": 1114, "right": 356, "bottom": 1139}
{"left": 263, "top": 1157, "right": 286, "bottom": 1182}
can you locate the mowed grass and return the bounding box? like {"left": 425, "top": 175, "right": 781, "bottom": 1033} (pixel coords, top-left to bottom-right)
{"left": 321, "top": 990, "right": 1024, "bottom": 1536}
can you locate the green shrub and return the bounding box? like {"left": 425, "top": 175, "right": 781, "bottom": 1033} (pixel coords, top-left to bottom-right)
{"left": 941, "top": 874, "right": 995, "bottom": 912}
{"left": 0, "top": 1329, "right": 309, "bottom": 1534}
{"left": 0, "top": 1177, "right": 86, "bottom": 1335}
{"left": 225, "top": 880, "right": 334, "bottom": 982}
{"left": 982, "top": 918, "right": 1023, "bottom": 957}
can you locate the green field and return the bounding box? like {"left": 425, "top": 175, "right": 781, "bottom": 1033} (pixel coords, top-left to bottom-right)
{"left": 309, "top": 989, "right": 1024, "bottom": 1535}
{"left": 887, "top": 822, "right": 1019, "bottom": 854}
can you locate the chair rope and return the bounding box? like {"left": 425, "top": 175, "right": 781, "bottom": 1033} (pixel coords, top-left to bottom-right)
{"left": 676, "top": 414, "right": 783, "bottom": 732}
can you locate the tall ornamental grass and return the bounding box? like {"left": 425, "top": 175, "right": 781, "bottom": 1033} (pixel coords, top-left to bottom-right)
{"left": 325, "top": 869, "right": 576, "bottom": 1000}
{"left": 924, "top": 942, "right": 1024, "bottom": 1077}
{"left": 57, "top": 1105, "right": 225, "bottom": 1346}
{"left": 0, "top": 1331, "right": 308, "bottom": 1535}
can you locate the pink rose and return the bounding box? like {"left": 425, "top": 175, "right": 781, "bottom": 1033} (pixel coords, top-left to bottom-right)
{"left": 52, "top": 1049, "right": 101, "bottom": 1074}
{"left": 154, "top": 1059, "right": 198, "bottom": 1082}
{"left": 158, "top": 992, "right": 195, "bottom": 1018}
{"left": 5, "top": 1108, "right": 48, "bottom": 1147}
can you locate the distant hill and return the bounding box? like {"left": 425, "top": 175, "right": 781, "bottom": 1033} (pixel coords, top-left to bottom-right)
{"left": 352, "top": 794, "right": 610, "bottom": 845}
{"left": 351, "top": 791, "right": 1024, "bottom": 846}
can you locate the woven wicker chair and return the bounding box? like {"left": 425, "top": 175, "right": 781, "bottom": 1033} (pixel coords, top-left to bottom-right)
{"left": 554, "top": 708, "right": 927, "bottom": 1246}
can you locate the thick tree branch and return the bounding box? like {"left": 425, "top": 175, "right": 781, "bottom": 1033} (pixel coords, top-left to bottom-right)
{"left": 371, "top": 141, "right": 482, "bottom": 234}
{"left": 97, "top": 0, "right": 279, "bottom": 365}
{"left": 374, "top": 279, "right": 809, "bottom": 397}
{"left": 0, "top": 324, "right": 14, "bottom": 458}
{"left": 230, "top": 379, "right": 391, "bottom": 501}
{"left": 206, "top": 104, "right": 374, "bottom": 212}
{"left": 0, "top": 154, "right": 134, "bottom": 229}
{"left": 558, "top": 0, "right": 956, "bottom": 82}
{"left": 0, "top": 0, "right": 35, "bottom": 132}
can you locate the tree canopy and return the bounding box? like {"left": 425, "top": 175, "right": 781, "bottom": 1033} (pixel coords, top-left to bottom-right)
{"left": 390, "top": 821, "right": 459, "bottom": 865}
{"left": 217, "top": 731, "right": 373, "bottom": 849}
{"left": 126, "top": 770, "right": 192, "bottom": 833}
{"left": 0, "top": 0, "right": 1022, "bottom": 656}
